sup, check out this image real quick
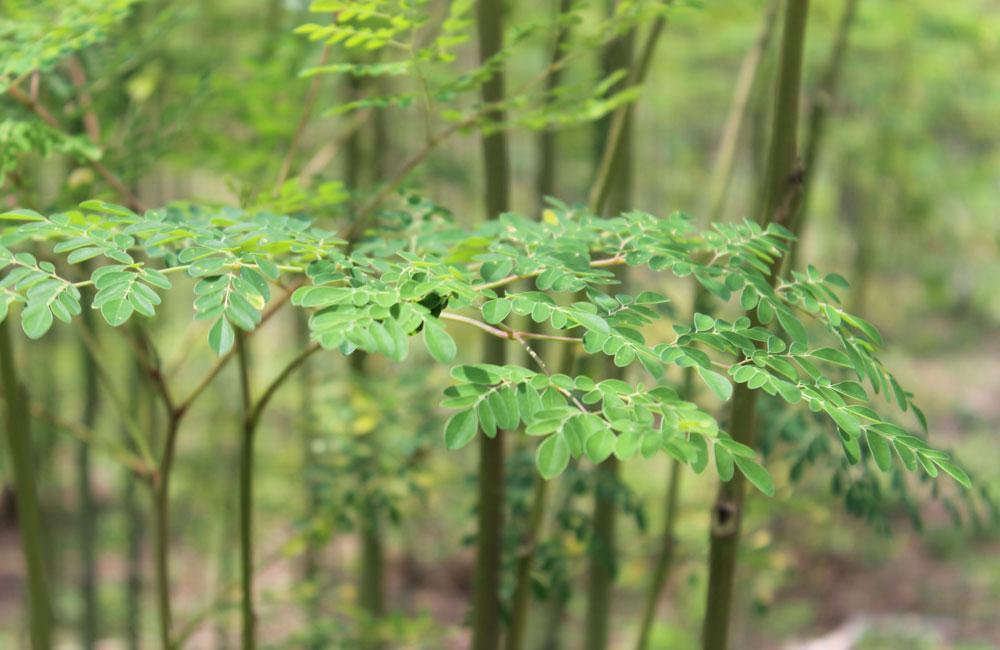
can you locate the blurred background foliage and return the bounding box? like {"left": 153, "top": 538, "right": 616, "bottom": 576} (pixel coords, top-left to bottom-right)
{"left": 0, "top": 0, "right": 997, "bottom": 648}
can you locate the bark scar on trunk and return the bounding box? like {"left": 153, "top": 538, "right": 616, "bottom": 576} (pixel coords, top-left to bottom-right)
{"left": 711, "top": 499, "right": 740, "bottom": 536}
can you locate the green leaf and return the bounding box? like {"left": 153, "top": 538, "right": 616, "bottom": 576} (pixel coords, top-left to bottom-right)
{"left": 734, "top": 456, "right": 774, "bottom": 496}
{"left": 825, "top": 405, "right": 861, "bottom": 437}
{"left": 209, "top": 317, "right": 235, "bottom": 356}
{"left": 570, "top": 310, "right": 610, "bottom": 334}
{"left": 865, "top": 431, "right": 893, "bottom": 471}
{"left": 715, "top": 445, "right": 735, "bottom": 481}
{"left": 693, "top": 312, "right": 714, "bottom": 331}
{"left": 775, "top": 306, "right": 808, "bottom": 345}
{"left": 690, "top": 434, "right": 709, "bottom": 473}
{"left": 536, "top": 434, "right": 570, "bottom": 480}
{"left": 21, "top": 304, "right": 53, "bottom": 339}
{"left": 0, "top": 209, "right": 45, "bottom": 222}
{"left": 697, "top": 366, "right": 732, "bottom": 401}
{"left": 481, "top": 298, "right": 511, "bottom": 324}
{"left": 99, "top": 297, "right": 135, "bottom": 327}
{"left": 422, "top": 317, "right": 456, "bottom": 363}
{"left": 444, "top": 410, "right": 478, "bottom": 450}
{"left": 478, "top": 398, "right": 497, "bottom": 438}
{"left": 489, "top": 388, "right": 520, "bottom": 431}
{"left": 585, "top": 427, "right": 616, "bottom": 464}
{"left": 933, "top": 459, "right": 971, "bottom": 489}
{"left": 67, "top": 246, "right": 105, "bottom": 264}
{"left": 842, "top": 312, "right": 884, "bottom": 346}
{"left": 811, "top": 347, "right": 853, "bottom": 368}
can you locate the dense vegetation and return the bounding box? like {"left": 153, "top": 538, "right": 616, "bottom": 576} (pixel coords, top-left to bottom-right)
{"left": 0, "top": 0, "right": 997, "bottom": 648}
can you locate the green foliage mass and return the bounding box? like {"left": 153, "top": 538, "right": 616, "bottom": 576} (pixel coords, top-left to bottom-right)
{"left": 0, "top": 200, "right": 970, "bottom": 489}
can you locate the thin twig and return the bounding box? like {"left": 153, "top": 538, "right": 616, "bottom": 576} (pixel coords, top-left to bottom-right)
{"left": 474, "top": 254, "right": 625, "bottom": 292}
{"left": 66, "top": 57, "right": 102, "bottom": 143}
{"left": 508, "top": 331, "right": 587, "bottom": 413}
{"left": 248, "top": 342, "right": 321, "bottom": 426}
{"left": 28, "top": 403, "right": 152, "bottom": 477}
{"left": 275, "top": 46, "right": 332, "bottom": 190}
{"left": 439, "top": 311, "right": 582, "bottom": 344}
{"left": 175, "top": 282, "right": 300, "bottom": 416}
{"left": 75, "top": 325, "right": 157, "bottom": 467}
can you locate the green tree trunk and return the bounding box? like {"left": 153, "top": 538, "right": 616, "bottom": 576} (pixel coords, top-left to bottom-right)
{"left": 584, "top": 13, "right": 635, "bottom": 648}
{"left": 236, "top": 334, "right": 256, "bottom": 650}
{"left": 123, "top": 353, "right": 147, "bottom": 650}
{"left": 534, "top": 0, "right": 574, "bottom": 212}
{"left": 634, "top": 6, "right": 780, "bottom": 647}
{"left": 702, "top": 3, "right": 811, "bottom": 649}
{"left": 78, "top": 305, "right": 101, "bottom": 650}
{"left": 786, "top": 0, "right": 860, "bottom": 272}
{"left": 504, "top": 4, "right": 575, "bottom": 646}
{"left": 0, "top": 319, "right": 54, "bottom": 650}
{"left": 154, "top": 415, "right": 181, "bottom": 650}
{"left": 354, "top": 353, "right": 386, "bottom": 649}
{"left": 472, "top": 0, "right": 511, "bottom": 648}
{"left": 296, "top": 309, "right": 322, "bottom": 646}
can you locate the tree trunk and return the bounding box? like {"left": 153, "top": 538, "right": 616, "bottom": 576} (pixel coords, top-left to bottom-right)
{"left": 786, "top": 0, "right": 860, "bottom": 272}
{"left": 472, "top": 0, "right": 511, "bottom": 648}
{"left": 0, "top": 319, "right": 54, "bottom": 650}
{"left": 702, "top": 3, "right": 811, "bottom": 650}
{"left": 78, "top": 305, "right": 101, "bottom": 650}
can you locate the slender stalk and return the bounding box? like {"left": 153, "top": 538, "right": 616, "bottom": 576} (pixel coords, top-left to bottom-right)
{"left": 295, "top": 311, "right": 322, "bottom": 641}
{"left": 535, "top": 0, "right": 575, "bottom": 211}
{"left": 584, "top": 11, "right": 636, "bottom": 647}
{"left": 584, "top": 457, "right": 618, "bottom": 650}
{"left": 538, "top": 481, "right": 578, "bottom": 650}
{"left": 145, "top": 285, "right": 300, "bottom": 648}
{"left": 472, "top": 0, "right": 511, "bottom": 648}
{"left": 0, "top": 319, "right": 53, "bottom": 650}
{"left": 358, "top": 514, "right": 385, "bottom": 635}
{"left": 786, "top": 0, "right": 860, "bottom": 272}
{"left": 634, "top": 7, "right": 780, "bottom": 646}
{"left": 154, "top": 414, "right": 180, "bottom": 650}
{"left": 702, "top": 0, "right": 781, "bottom": 224}
{"left": 518, "top": 8, "right": 667, "bottom": 647}
{"left": 344, "top": 61, "right": 391, "bottom": 645}
{"left": 842, "top": 148, "right": 881, "bottom": 315}
{"left": 29, "top": 326, "right": 59, "bottom": 602}
{"left": 123, "top": 353, "right": 148, "bottom": 650}
{"left": 78, "top": 302, "right": 100, "bottom": 650}
{"left": 702, "top": 3, "right": 810, "bottom": 649}
{"left": 504, "top": 328, "right": 581, "bottom": 650}
{"left": 352, "top": 350, "right": 385, "bottom": 649}
{"left": 236, "top": 334, "right": 256, "bottom": 650}
{"left": 504, "top": 475, "right": 548, "bottom": 650}
{"left": 275, "top": 46, "right": 332, "bottom": 190}
{"left": 633, "top": 446, "right": 683, "bottom": 650}
{"left": 587, "top": 10, "right": 668, "bottom": 214}
{"left": 164, "top": 344, "right": 318, "bottom": 650}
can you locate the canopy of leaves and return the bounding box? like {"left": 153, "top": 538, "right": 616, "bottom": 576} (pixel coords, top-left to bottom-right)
{"left": 0, "top": 200, "right": 968, "bottom": 490}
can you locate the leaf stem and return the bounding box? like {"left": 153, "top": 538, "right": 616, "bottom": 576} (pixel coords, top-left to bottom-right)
{"left": 439, "top": 311, "right": 582, "bottom": 343}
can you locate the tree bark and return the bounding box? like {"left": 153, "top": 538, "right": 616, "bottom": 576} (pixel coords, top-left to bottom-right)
{"left": 0, "top": 319, "right": 54, "bottom": 650}
{"left": 472, "top": 0, "right": 511, "bottom": 648}
{"left": 702, "top": 3, "right": 811, "bottom": 649}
